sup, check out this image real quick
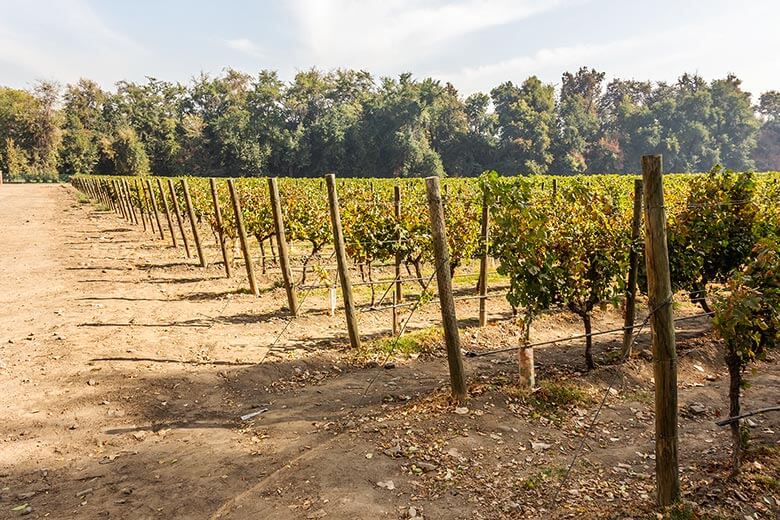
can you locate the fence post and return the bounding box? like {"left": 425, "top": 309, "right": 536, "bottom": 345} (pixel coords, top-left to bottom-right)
{"left": 425, "top": 176, "right": 467, "bottom": 403}
{"left": 622, "top": 179, "right": 643, "bottom": 356}
{"left": 478, "top": 187, "right": 490, "bottom": 327}
{"left": 642, "top": 154, "right": 679, "bottom": 507}
{"left": 325, "top": 174, "right": 360, "bottom": 349}
{"left": 210, "top": 178, "right": 232, "bottom": 278}
{"left": 394, "top": 184, "right": 403, "bottom": 304}
{"left": 268, "top": 177, "right": 299, "bottom": 316}
{"left": 114, "top": 180, "right": 128, "bottom": 220}
{"left": 134, "top": 179, "right": 148, "bottom": 232}
{"left": 123, "top": 179, "right": 139, "bottom": 225}
{"left": 142, "top": 180, "right": 157, "bottom": 234}
{"left": 168, "top": 179, "right": 191, "bottom": 257}
{"left": 181, "top": 179, "right": 206, "bottom": 267}
{"left": 156, "top": 178, "right": 177, "bottom": 247}
{"left": 227, "top": 179, "right": 258, "bottom": 296}
{"left": 146, "top": 179, "right": 165, "bottom": 240}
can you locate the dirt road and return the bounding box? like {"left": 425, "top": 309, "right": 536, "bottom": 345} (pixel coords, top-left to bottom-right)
{"left": 1, "top": 184, "right": 777, "bottom": 519}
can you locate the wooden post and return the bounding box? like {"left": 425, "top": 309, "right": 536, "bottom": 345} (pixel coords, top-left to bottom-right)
{"left": 146, "top": 179, "right": 165, "bottom": 240}
{"left": 325, "top": 174, "right": 360, "bottom": 348}
{"left": 134, "top": 179, "right": 148, "bottom": 232}
{"left": 210, "top": 178, "right": 232, "bottom": 278}
{"left": 123, "top": 179, "right": 139, "bottom": 225}
{"left": 552, "top": 177, "right": 558, "bottom": 199}
{"left": 118, "top": 180, "right": 131, "bottom": 221}
{"left": 478, "top": 187, "right": 490, "bottom": 327}
{"left": 168, "top": 179, "right": 191, "bottom": 257}
{"left": 622, "top": 179, "right": 643, "bottom": 357}
{"left": 114, "top": 180, "right": 128, "bottom": 220}
{"left": 392, "top": 291, "right": 399, "bottom": 336}
{"left": 329, "top": 286, "right": 337, "bottom": 317}
{"left": 642, "top": 155, "right": 679, "bottom": 507}
{"left": 181, "top": 179, "right": 206, "bottom": 267}
{"left": 425, "top": 176, "right": 467, "bottom": 403}
{"left": 157, "top": 178, "right": 178, "bottom": 248}
{"left": 227, "top": 179, "right": 258, "bottom": 296}
{"left": 269, "top": 177, "right": 299, "bottom": 316}
{"left": 142, "top": 180, "right": 157, "bottom": 234}
{"left": 394, "top": 185, "right": 403, "bottom": 304}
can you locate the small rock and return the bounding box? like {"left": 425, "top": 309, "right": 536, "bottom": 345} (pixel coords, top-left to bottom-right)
{"left": 75, "top": 488, "right": 93, "bottom": 498}
{"left": 21, "top": 506, "right": 33, "bottom": 516}
{"left": 454, "top": 407, "right": 469, "bottom": 415}
{"left": 383, "top": 362, "right": 396, "bottom": 369}
{"left": 87, "top": 379, "right": 97, "bottom": 386}
{"left": 416, "top": 462, "right": 437, "bottom": 472}
{"left": 531, "top": 441, "right": 552, "bottom": 451}
{"left": 689, "top": 403, "right": 706, "bottom": 415}
{"left": 376, "top": 480, "right": 395, "bottom": 490}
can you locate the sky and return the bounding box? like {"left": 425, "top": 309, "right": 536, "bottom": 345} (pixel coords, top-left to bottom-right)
{"left": 1, "top": 0, "right": 779, "bottom": 98}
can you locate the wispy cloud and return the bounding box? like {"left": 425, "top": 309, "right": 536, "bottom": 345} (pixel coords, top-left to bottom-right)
{"left": 0, "top": 0, "right": 143, "bottom": 88}
{"left": 439, "top": 2, "right": 780, "bottom": 95}
{"left": 224, "top": 38, "right": 263, "bottom": 57}
{"left": 286, "top": 0, "right": 572, "bottom": 70}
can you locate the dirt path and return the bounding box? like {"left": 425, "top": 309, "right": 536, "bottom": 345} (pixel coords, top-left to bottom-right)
{"left": 1, "top": 184, "right": 778, "bottom": 519}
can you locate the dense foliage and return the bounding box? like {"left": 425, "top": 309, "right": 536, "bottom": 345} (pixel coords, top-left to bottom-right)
{"left": 73, "top": 170, "right": 780, "bottom": 371}
{"left": 2, "top": 68, "right": 779, "bottom": 182}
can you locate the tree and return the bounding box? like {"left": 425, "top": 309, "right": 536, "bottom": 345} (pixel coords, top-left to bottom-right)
{"left": 59, "top": 79, "right": 108, "bottom": 177}
{"left": 754, "top": 91, "right": 780, "bottom": 170}
{"left": 112, "top": 126, "right": 150, "bottom": 176}
{"left": 491, "top": 77, "right": 556, "bottom": 174}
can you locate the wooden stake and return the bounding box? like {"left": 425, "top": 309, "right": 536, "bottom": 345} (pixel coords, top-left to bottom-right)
{"left": 478, "top": 187, "right": 490, "bottom": 327}
{"left": 329, "top": 286, "right": 337, "bottom": 317}
{"left": 134, "top": 179, "right": 148, "bottom": 232}
{"left": 392, "top": 291, "right": 399, "bottom": 336}
{"left": 142, "top": 180, "right": 157, "bottom": 234}
{"left": 168, "top": 179, "right": 190, "bottom": 257}
{"left": 227, "top": 179, "right": 258, "bottom": 296}
{"left": 517, "top": 344, "right": 535, "bottom": 389}
{"left": 181, "top": 179, "right": 206, "bottom": 267}
{"left": 146, "top": 178, "right": 165, "bottom": 240}
{"left": 642, "top": 154, "right": 679, "bottom": 507}
{"left": 123, "top": 179, "right": 139, "bottom": 225}
{"left": 394, "top": 185, "right": 403, "bottom": 304}
{"left": 325, "top": 174, "right": 360, "bottom": 348}
{"left": 269, "top": 177, "right": 299, "bottom": 315}
{"left": 157, "top": 178, "right": 178, "bottom": 248}
{"left": 622, "top": 179, "right": 643, "bottom": 356}
{"left": 114, "top": 180, "right": 128, "bottom": 220}
{"left": 210, "top": 178, "right": 232, "bottom": 278}
{"left": 424, "top": 176, "right": 467, "bottom": 403}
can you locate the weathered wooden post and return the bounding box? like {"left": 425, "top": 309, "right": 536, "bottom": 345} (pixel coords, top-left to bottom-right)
{"left": 622, "top": 179, "right": 643, "bottom": 357}
{"left": 146, "top": 178, "right": 165, "bottom": 240}
{"left": 157, "top": 178, "right": 178, "bottom": 247}
{"left": 325, "top": 174, "right": 360, "bottom": 349}
{"left": 181, "top": 179, "right": 206, "bottom": 267}
{"left": 227, "top": 179, "right": 258, "bottom": 296}
{"left": 210, "top": 178, "right": 232, "bottom": 278}
{"left": 394, "top": 185, "right": 403, "bottom": 305}
{"left": 642, "top": 154, "right": 679, "bottom": 507}
{"left": 168, "top": 179, "right": 191, "bottom": 257}
{"left": 123, "top": 179, "right": 139, "bottom": 225}
{"left": 142, "top": 180, "right": 157, "bottom": 234}
{"left": 269, "top": 177, "right": 299, "bottom": 316}
{"left": 478, "top": 187, "right": 490, "bottom": 327}
{"left": 425, "top": 176, "right": 467, "bottom": 403}
{"left": 134, "top": 179, "right": 148, "bottom": 232}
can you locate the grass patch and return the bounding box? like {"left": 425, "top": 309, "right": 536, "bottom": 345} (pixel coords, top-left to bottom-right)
{"left": 521, "top": 466, "right": 566, "bottom": 490}
{"left": 362, "top": 326, "right": 442, "bottom": 358}
{"left": 76, "top": 193, "right": 91, "bottom": 204}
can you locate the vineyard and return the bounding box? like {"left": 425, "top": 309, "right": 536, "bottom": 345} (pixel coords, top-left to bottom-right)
{"left": 0, "top": 166, "right": 777, "bottom": 519}
{"left": 71, "top": 169, "right": 780, "bottom": 362}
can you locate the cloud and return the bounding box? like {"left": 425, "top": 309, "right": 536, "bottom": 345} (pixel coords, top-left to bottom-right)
{"left": 438, "top": 3, "right": 780, "bottom": 96}
{"left": 286, "top": 0, "right": 572, "bottom": 70}
{"left": 0, "top": 0, "right": 143, "bottom": 89}
{"left": 224, "top": 38, "right": 263, "bottom": 57}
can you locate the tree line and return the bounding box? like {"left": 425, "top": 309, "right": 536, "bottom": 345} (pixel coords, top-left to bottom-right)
{"left": 1, "top": 67, "right": 779, "bottom": 181}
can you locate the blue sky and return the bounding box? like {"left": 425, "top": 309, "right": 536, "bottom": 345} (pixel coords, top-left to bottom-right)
{"left": 1, "top": 0, "right": 779, "bottom": 98}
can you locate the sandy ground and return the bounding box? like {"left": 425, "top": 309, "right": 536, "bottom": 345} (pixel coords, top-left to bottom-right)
{"left": 0, "top": 183, "right": 778, "bottom": 520}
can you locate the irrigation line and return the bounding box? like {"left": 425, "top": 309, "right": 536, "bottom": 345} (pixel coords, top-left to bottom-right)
{"left": 465, "top": 310, "right": 713, "bottom": 358}
{"left": 355, "top": 255, "right": 450, "bottom": 407}
{"left": 550, "top": 295, "right": 674, "bottom": 510}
